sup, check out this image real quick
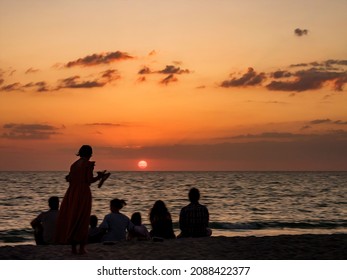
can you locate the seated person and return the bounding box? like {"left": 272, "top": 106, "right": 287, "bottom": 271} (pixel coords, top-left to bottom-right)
{"left": 31, "top": 196, "right": 60, "bottom": 245}
{"left": 99, "top": 199, "right": 135, "bottom": 242}
{"left": 88, "top": 215, "right": 103, "bottom": 243}
{"left": 149, "top": 200, "right": 176, "bottom": 239}
{"left": 178, "top": 188, "right": 212, "bottom": 238}
{"left": 127, "top": 212, "right": 150, "bottom": 240}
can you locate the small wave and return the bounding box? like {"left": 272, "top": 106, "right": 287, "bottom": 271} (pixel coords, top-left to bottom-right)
{"left": 209, "top": 221, "right": 347, "bottom": 230}
{"left": 0, "top": 229, "right": 33, "bottom": 243}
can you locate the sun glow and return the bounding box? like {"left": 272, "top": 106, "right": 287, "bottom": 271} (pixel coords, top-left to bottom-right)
{"left": 137, "top": 160, "right": 148, "bottom": 169}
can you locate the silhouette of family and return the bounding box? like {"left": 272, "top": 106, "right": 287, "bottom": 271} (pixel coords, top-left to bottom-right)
{"left": 30, "top": 145, "right": 212, "bottom": 254}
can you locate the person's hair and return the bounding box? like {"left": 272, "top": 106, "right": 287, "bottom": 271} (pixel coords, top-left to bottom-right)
{"left": 149, "top": 200, "right": 170, "bottom": 222}
{"left": 188, "top": 187, "right": 200, "bottom": 203}
{"left": 77, "top": 145, "right": 93, "bottom": 158}
{"left": 110, "top": 199, "right": 126, "bottom": 210}
{"left": 90, "top": 215, "right": 98, "bottom": 228}
{"left": 48, "top": 196, "right": 59, "bottom": 210}
{"left": 131, "top": 212, "right": 142, "bottom": 226}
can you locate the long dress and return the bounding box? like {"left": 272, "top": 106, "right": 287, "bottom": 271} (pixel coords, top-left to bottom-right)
{"left": 55, "top": 158, "right": 94, "bottom": 244}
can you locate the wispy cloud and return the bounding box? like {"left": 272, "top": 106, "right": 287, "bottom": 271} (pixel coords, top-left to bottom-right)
{"left": 138, "top": 66, "right": 153, "bottom": 75}
{"left": 309, "top": 119, "right": 347, "bottom": 125}
{"left": 25, "top": 68, "right": 39, "bottom": 74}
{"left": 85, "top": 123, "right": 124, "bottom": 127}
{"left": 65, "top": 51, "right": 133, "bottom": 67}
{"left": 1, "top": 123, "right": 61, "bottom": 140}
{"left": 57, "top": 76, "right": 105, "bottom": 89}
{"left": 160, "top": 74, "right": 178, "bottom": 85}
{"left": 1, "top": 83, "right": 22, "bottom": 92}
{"left": 57, "top": 69, "right": 121, "bottom": 90}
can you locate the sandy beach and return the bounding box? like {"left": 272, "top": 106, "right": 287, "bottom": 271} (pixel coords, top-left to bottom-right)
{"left": 1, "top": 234, "right": 346, "bottom": 260}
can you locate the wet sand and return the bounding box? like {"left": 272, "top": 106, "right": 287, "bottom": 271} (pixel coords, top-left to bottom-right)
{"left": 1, "top": 234, "right": 346, "bottom": 260}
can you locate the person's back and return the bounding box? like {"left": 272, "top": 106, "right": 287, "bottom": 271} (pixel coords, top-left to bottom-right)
{"left": 99, "top": 199, "right": 134, "bottom": 242}
{"left": 128, "top": 212, "right": 150, "bottom": 240}
{"left": 31, "top": 196, "right": 59, "bottom": 244}
{"left": 149, "top": 200, "right": 176, "bottom": 239}
{"left": 179, "top": 188, "right": 212, "bottom": 238}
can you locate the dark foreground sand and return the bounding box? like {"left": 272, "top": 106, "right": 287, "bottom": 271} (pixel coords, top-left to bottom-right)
{"left": 1, "top": 234, "right": 346, "bottom": 260}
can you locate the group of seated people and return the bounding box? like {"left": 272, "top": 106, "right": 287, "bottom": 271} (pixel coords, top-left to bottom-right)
{"left": 31, "top": 187, "right": 212, "bottom": 245}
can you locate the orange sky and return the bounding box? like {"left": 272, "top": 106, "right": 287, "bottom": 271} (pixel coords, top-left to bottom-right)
{"left": 1, "top": 0, "right": 347, "bottom": 171}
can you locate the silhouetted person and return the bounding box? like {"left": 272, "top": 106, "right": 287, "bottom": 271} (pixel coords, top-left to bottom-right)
{"left": 178, "top": 188, "right": 212, "bottom": 238}
{"left": 88, "top": 215, "right": 103, "bottom": 243}
{"left": 31, "top": 196, "right": 59, "bottom": 245}
{"left": 149, "top": 200, "right": 176, "bottom": 239}
{"left": 127, "top": 212, "right": 150, "bottom": 240}
{"left": 55, "top": 145, "right": 106, "bottom": 254}
{"left": 99, "top": 199, "right": 136, "bottom": 242}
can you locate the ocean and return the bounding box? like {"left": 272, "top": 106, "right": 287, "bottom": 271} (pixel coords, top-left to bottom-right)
{"left": 0, "top": 171, "right": 346, "bottom": 246}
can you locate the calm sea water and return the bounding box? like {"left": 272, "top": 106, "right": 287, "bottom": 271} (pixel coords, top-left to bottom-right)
{"left": 0, "top": 171, "right": 346, "bottom": 245}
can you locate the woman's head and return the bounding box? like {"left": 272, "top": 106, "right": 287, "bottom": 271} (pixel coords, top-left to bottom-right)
{"left": 77, "top": 145, "right": 93, "bottom": 158}
{"left": 110, "top": 199, "right": 126, "bottom": 212}
{"left": 131, "top": 212, "right": 142, "bottom": 226}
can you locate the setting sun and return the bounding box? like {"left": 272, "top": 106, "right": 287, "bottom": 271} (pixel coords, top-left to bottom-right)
{"left": 137, "top": 160, "right": 148, "bottom": 169}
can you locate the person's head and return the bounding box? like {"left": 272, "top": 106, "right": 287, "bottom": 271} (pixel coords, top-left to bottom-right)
{"left": 48, "top": 196, "right": 59, "bottom": 210}
{"left": 77, "top": 145, "right": 93, "bottom": 158}
{"left": 131, "top": 212, "right": 142, "bottom": 226}
{"left": 152, "top": 200, "right": 167, "bottom": 212}
{"left": 188, "top": 187, "right": 200, "bottom": 203}
{"left": 110, "top": 199, "right": 126, "bottom": 212}
{"left": 90, "top": 215, "right": 98, "bottom": 228}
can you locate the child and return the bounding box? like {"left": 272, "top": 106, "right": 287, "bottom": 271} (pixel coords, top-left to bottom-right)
{"left": 88, "top": 215, "right": 103, "bottom": 243}
{"left": 128, "top": 212, "right": 150, "bottom": 240}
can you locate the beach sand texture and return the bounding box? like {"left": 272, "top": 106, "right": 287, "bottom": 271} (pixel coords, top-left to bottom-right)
{"left": 1, "top": 234, "right": 346, "bottom": 260}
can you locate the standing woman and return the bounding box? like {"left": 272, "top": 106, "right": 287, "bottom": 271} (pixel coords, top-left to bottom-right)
{"left": 55, "top": 145, "right": 104, "bottom": 254}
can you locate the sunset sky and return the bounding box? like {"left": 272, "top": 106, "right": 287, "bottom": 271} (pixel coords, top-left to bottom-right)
{"left": 1, "top": 0, "right": 347, "bottom": 171}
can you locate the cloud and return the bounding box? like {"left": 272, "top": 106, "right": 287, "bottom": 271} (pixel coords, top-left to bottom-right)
{"left": 136, "top": 76, "right": 147, "bottom": 83}
{"left": 220, "top": 67, "right": 266, "bottom": 88}
{"left": 271, "top": 70, "right": 292, "bottom": 79}
{"left": 0, "top": 81, "right": 50, "bottom": 92}
{"left": 1, "top": 123, "right": 61, "bottom": 140}
{"left": 160, "top": 74, "right": 178, "bottom": 85}
{"left": 310, "top": 119, "right": 332, "bottom": 125}
{"left": 309, "top": 119, "right": 347, "bottom": 125}
{"left": 225, "top": 132, "right": 308, "bottom": 140}
{"left": 25, "top": 68, "right": 39, "bottom": 74}
{"left": 85, "top": 123, "right": 123, "bottom": 127}
{"left": 158, "top": 65, "right": 190, "bottom": 74}
{"left": 23, "top": 81, "right": 50, "bottom": 92}
{"left": 99, "top": 69, "right": 121, "bottom": 82}
{"left": 294, "top": 28, "right": 308, "bottom": 36}
{"left": 0, "top": 83, "right": 22, "bottom": 92}
{"left": 56, "top": 69, "right": 120, "bottom": 90}
{"left": 57, "top": 76, "right": 105, "bottom": 89}
{"left": 219, "top": 59, "right": 347, "bottom": 93}
{"left": 138, "top": 66, "right": 152, "bottom": 75}
{"left": 138, "top": 65, "right": 191, "bottom": 77}
{"left": 65, "top": 51, "right": 133, "bottom": 67}
{"left": 266, "top": 68, "right": 347, "bottom": 92}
